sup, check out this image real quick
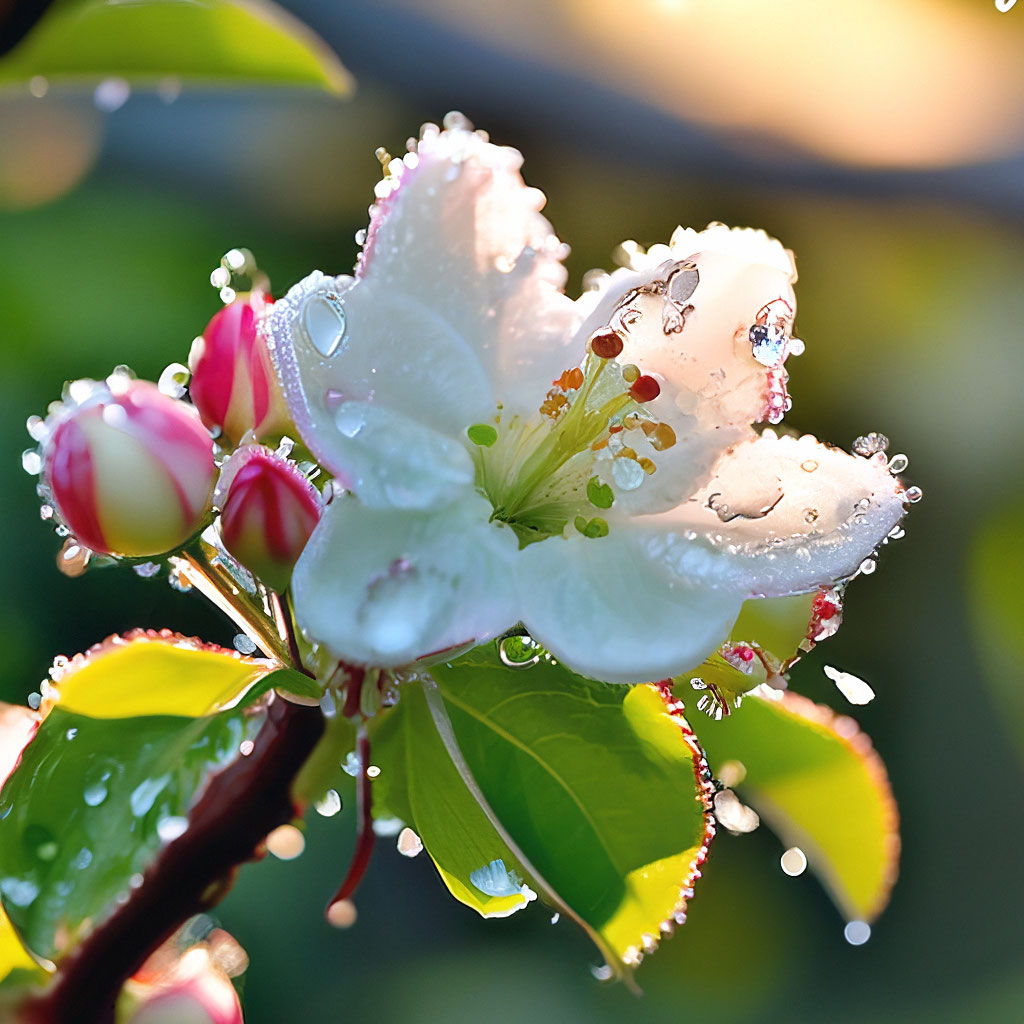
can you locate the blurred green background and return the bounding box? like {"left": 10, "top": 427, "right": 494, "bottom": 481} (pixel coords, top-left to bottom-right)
{"left": 2, "top": 1, "right": 1024, "bottom": 1021}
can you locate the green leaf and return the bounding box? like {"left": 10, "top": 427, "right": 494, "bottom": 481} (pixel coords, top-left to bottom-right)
{"left": 0, "top": 702, "right": 266, "bottom": 961}
{"left": 0, "top": 0, "right": 352, "bottom": 93}
{"left": 372, "top": 683, "right": 535, "bottom": 919}
{"left": 695, "top": 690, "right": 898, "bottom": 922}
{"left": 413, "top": 645, "right": 714, "bottom": 975}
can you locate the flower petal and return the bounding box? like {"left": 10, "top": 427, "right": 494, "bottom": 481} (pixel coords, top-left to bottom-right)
{"left": 639, "top": 431, "right": 909, "bottom": 597}
{"left": 292, "top": 491, "right": 519, "bottom": 668}
{"left": 576, "top": 225, "right": 798, "bottom": 514}
{"left": 264, "top": 119, "right": 578, "bottom": 508}
{"left": 516, "top": 530, "right": 743, "bottom": 684}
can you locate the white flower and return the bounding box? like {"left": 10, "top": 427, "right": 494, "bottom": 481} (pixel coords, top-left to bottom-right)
{"left": 263, "top": 116, "right": 911, "bottom": 684}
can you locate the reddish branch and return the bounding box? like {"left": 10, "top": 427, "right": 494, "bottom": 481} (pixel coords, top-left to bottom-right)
{"left": 19, "top": 695, "right": 325, "bottom": 1024}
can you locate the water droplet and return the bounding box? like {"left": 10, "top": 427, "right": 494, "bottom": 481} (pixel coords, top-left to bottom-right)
{"left": 130, "top": 775, "right": 170, "bottom": 817}
{"left": 21, "top": 449, "right": 42, "bottom": 475}
{"left": 210, "top": 266, "right": 230, "bottom": 289}
{"left": 498, "top": 635, "right": 542, "bottom": 669}
{"left": 844, "top": 920, "right": 871, "bottom": 945}
{"left": 302, "top": 291, "right": 347, "bottom": 358}
{"left": 800, "top": 459, "right": 818, "bottom": 473}
{"left": 239, "top": 740, "right": 255, "bottom": 757}
{"left": 23, "top": 824, "right": 59, "bottom": 863}
{"left": 550, "top": 912, "right": 560, "bottom": 925}
{"left": 335, "top": 403, "right": 366, "bottom": 438}
{"left": 904, "top": 485, "right": 923, "bottom": 504}
{"left": 366, "top": 765, "right": 381, "bottom": 779}
{"left": 667, "top": 263, "right": 699, "bottom": 304}
{"left": 749, "top": 323, "right": 787, "bottom": 365}
{"left": 342, "top": 751, "right": 362, "bottom": 777}
{"left": 168, "top": 567, "right": 193, "bottom": 593}
{"left": 787, "top": 337, "right": 805, "bottom": 356}
{"left": 27, "top": 692, "right": 41, "bottom": 710}
{"left": 858, "top": 557, "right": 877, "bottom": 575}
{"left": 823, "top": 665, "right": 875, "bottom": 705}
{"left": 371, "top": 816, "right": 404, "bottom": 837}
{"left": 233, "top": 634, "right": 257, "bottom": 655}
{"left": 327, "top": 899, "right": 358, "bottom": 928}
{"left": 315, "top": 789, "right": 342, "bottom": 818}
{"left": 780, "top": 847, "right": 807, "bottom": 876}
{"left": 612, "top": 457, "right": 645, "bottom": 491}
{"left": 65, "top": 727, "right": 77, "bottom": 741}
{"left": 852, "top": 432, "right": 889, "bottom": 456}
{"left": 28, "top": 75, "right": 48, "bottom": 98}
{"left": 223, "top": 248, "right": 247, "bottom": 272}
{"left": 72, "top": 847, "right": 93, "bottom": 870}
{"left": 266, "top": 824, "right": 305, "bottom": 860}
{"left": 157, "top": 362, "right": 190, "bottom": 399}
{"left": 714, "top": 790, "right": 760, "bottom": 833}
{"left": 354, "top": 229, "right": 367, "bottom": 246}
{"left": 396, "top": 827, "right": 423, "bottom": 857}
{"left": 1, "top": 878, "right": 39, "bottom": 908}
{"left": 133, "top": 562, "right": 161, "bottom": 578}
{"left": 887, "top": 453, "right": 909, "bottom": 474}
{"left": 591, "top": 964, "right": 614, "bottom": 981}
{"left": 157, "top": 816, "right": 189, "bottom": 843}
{"left": 93, "top": 77, "right": 131, "bottom": 113}
{"left": 470, "top": 859, "right": 524, "bottom": 898}
{"left": 83, "top": 777, "right": 110, "bottom": 808}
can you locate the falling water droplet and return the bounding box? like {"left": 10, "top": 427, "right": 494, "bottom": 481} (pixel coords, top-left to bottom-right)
{"left": 844, "top": 920, "right": 871, "bottom": 945}
{"left": 396, "top": 827, "right": 423, "bottom": 858}
{"left": 266, "top": 824, "right": 305, "bottom": 860}
{"left": 327, "top": 899, "right": 358, "bottom": 928}
{"left": 904, "top": 486, "right": 923, "bottom": 504}
{"left": 315, "top": 790, "right": 342, "bottom": 818}
{"left": 780, "top": 847, "right": 807, "bottom": 876}
{"left": 823, "top": 665, "right": 875, "bottom": 705}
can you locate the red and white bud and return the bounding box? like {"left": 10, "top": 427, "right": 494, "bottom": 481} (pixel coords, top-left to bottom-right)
{"left": 189, "top": 293, "right": 291, "bottom": 446}
{"left": 217, "top": 447, "right": 321, "bottom": 592}
{"left": 43, "top": 376, "right": 216, "bottom": 558}
{"left": 119, "top": 937, "right": 245, "bottom": 1024}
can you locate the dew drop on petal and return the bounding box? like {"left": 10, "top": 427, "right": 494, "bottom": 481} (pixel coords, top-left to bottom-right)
{"left": 611, "top": 457, "right": 645, "bottom": 492}
{"left": 887, "top": 453, "right": 909, "bottom": 474}
{"left": 780, "top": 847, "right": 808, "bottom": 876}
{"left": 859, "top": 557, "right": 877, "bottom": 575}
{"left": 904, "top": 486, "right": 923, "bottom": 504}
{"left": 852, "top": 432, "right": 890, "bottom": 457}
{"left": 315, "top": 789, "right": 342, "bottom": 818}
{"left": 302, "top": 292, "right": 347, "bottom": 358}
{"left": 239, "top": 740, "right": 255, "bottom": 757}
{"left": 713, "top": 789, "right": 760, "bottom": 833}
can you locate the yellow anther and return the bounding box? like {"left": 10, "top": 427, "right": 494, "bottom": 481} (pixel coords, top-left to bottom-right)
{"left": 647, "top": 422, "right": 677, "bottom": 451}
{"left": 619, "top": 446, "right": 637, "bottom": 461}
{"left": 622, "top": 364, "right": 640, "bottom": 384}
{"left": 639, "top": 457, "right": 657, "bottom": 475}
{"left": 623, "top": 413, "right": 643, "bottom": 430}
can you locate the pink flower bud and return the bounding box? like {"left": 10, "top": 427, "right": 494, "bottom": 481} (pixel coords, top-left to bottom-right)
{"left": 189, "top": 294, "right": 291, "bottom": 446}
{"left": 217, "top": 447, "right": 321, "bottom": 592}
{"left": 44, "top": 377, "right": 216, "bottom": 557}
{"left": 121, "top": 943, "right": 245, "bottom": 1024}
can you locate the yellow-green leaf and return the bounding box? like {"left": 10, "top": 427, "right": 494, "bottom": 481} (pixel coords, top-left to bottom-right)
{"left": 695, "top": 691, "right": 898, "bottom": 922}
{"left": 46, "top": 631, "right": 273, "bottom": 719}
{"left": 0, "top": 0, "right": 352, "bottom": 93}
{"left": 730, "top": 592, "right": 816, "bottom": 665}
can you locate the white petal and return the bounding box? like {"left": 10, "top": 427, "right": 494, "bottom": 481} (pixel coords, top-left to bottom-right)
{"left": 516, "top": 529, "right": 742, "bottom": 684}
{"left": 638, "top": 431, "right": 909, "bottom": 597}
{"left": 264, "top": 123, "right": 578, "bottom": 508}
{"left": 575, "top": 225, "right": 797, "bottom": 513}
{"left": 292, "top": 491, "right": 518, "bottom": 668}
